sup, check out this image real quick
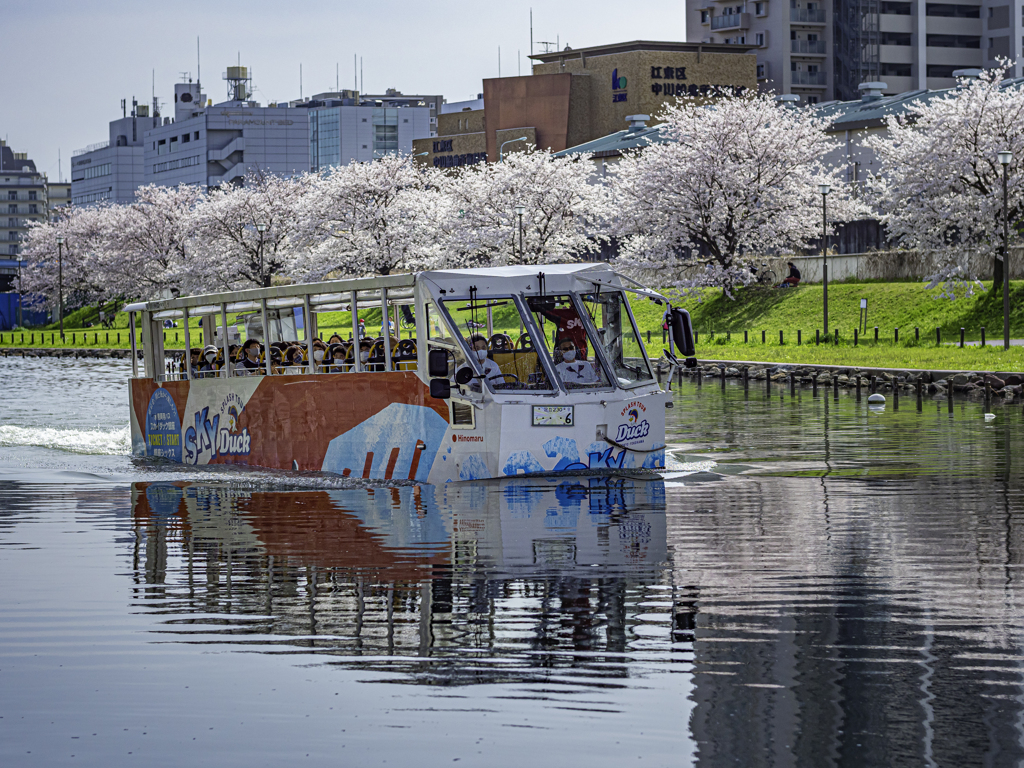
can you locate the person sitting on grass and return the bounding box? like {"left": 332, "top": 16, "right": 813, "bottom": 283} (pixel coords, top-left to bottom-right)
{"left": 780, "top": 262, "right": 801, "bottom": 288}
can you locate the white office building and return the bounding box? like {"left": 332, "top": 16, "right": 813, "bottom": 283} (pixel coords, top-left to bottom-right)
{"left": 306, "top": 90, "right": 436, "bottom": 171}
{"left": 72, "top": 70, "right": 440, "bottom": 203}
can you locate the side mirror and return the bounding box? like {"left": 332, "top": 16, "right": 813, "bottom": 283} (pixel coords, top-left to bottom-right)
{"left": 429, "top": 378, "right": 451, "bottom": 399}
{"left": 454, "top": 367, "right": 474, "bottom": 386}
{"left": 428, "top": 348, "right": 449, "bottom": 378}
{"left": 670, "top": 308, "right": 696, "bottom": 358}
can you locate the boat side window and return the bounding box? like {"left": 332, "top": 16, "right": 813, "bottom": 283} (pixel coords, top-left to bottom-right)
{"left": 524, "top": 294, "right": 611, "bottom": 391}
{"left": 578, "top": 291, "right": 655, "bottom": 388}
{"left": 425, "top": 298, "right": 467, "bottom": 381}
{"left": 442, "top": 297, "right": 553, "bottom": 392}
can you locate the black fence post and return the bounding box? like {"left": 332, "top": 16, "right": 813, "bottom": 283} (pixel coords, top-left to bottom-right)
{"left": 744, "top": 330, "right": 748, "bottom": 343}
{"left": 761, "top": 330, "right": 766, "bottom": 344}
{"left": 854, "top": 328, "right": 858, "bottom": 346}
{"left": 981, "top": 326, "right": 986, "bottom": 347}
{"left": 780, "top": 330, "right": 784, "bottom": 345}
{"left": 797, "top": 330, "right": 802, "bottom": 346}
{"left": 915, "top": 327, "right": 919, "bottom": 342}
{"left": 874, "top": 326, "right": 879, "bottom": 342}
{"left": 894, "top": 328, "right": 899, "bottom": 344}
{"left": 960, "top": 328, "right": 965, "bottom": 348}
{"left": 856, "top": 375, "right": 862, "bottom": 401}
{"left": 834, "top": 328, "right": 838, "bottom": 344}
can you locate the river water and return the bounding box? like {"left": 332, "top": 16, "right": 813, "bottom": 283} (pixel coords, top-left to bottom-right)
{"left": 2, "top": 357, "right": 1024, "bottom": 767}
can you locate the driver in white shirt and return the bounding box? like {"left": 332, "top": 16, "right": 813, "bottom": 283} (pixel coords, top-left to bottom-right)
{"left": 460, "top": 334, "right": 504, "bottom": 392}
{"left": 555, "top": 338, "right": 600, "bottom": 387}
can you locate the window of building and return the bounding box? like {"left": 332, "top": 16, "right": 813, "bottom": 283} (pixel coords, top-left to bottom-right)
{"left": 926, "top": 3, "right": 980, "bottom": 16}
{"left": 927, "top": 34, "right": 981, "bottom": 47}
{"left": 28, "top": 204, "right": 38, "bottom": 214}
{"left": 182, "top": 133, "right": 190, "bottom": 143}
{"left": 157, "top": 139, "right": 167, "bottom": 155}
{"left": 756, "top": 31, "right": 765, "bottom": 45}
{"left": 152, "top": 155, "right": 202, "bottom": 174}
{"left": 755, "top": 1, "right": 766, "bottom": 14}
{"left": 880, "top": 1, "right": 911, "bottom": 13}
{"left": 701, "top": 9, "right": 710, "bottom": 22}
{"left": 7, "top": 191, "right": 15, "bottom": 200}
{"left": 7, "top": 231, "right": 16, "bottom": 240}
{"left": 807, "top": 64, "right": 819, "bottom": 73}
{"left": 8, "top": 245, "right": 16, "bottom": 255}
{"left": 757, "top": 62, "right": 767, "bottom": 77}
{"left": 881, "top": 31, "right": 913, "bottom": 44}
{"left": 28, "top": 191, "right": 37, "bottom": 200}
{"left": 7, "top": 218, "right": 14, "bottom": 227}
{"left": 194, "top": 131, "right": 200, "bottom": 140}
{"left": 78, "top": 163, "right": 111, "bottom": 181}
{"left": 8, "top": 204, "right": 15, "bottom": 213}
{"left": 927, "top": 64, "right": 960, "bottom": 77}
{"left": 169, "top": 137, "right": 178, "bottom": 152}
{"left": 881, "top": 62, "right": 913, "bottom": 76}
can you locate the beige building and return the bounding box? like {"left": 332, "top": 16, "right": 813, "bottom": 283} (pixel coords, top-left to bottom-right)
{"left": 47, "top": 182, "right": 71, "bottom": 220}
{"left": 415, "top": 40, "right": 756, "bottom": 169}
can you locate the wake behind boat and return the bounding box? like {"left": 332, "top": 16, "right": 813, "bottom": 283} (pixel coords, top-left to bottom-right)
{"left": 126, "top": 263, "right": 696, "bottom": 482}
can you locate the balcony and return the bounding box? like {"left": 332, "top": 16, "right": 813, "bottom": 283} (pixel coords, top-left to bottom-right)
{"left": 711, "top": 12, "right": 750, "bottom": 29}
{"left": 791, "top": 39, "right": 827, "bottom": 54}
{"left": 791, "top": 70, "right": 828, "bottom": 85}
{"left": 790, "top": 8, "right": 826, "bottom": 23}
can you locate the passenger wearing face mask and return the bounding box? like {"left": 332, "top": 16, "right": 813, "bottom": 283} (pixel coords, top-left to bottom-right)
{"left": 235, "top": 339, "right": 264, "bottom": 375}
{"left": 310, "top": 339, "right": 328, "bottom": 371}
{"left": 456, "top": 333, "right": 503, "bottom": 393}
{"left": 355, "top": 340, "right": 373, "bottom": 370}
{"left": 198, "top": 345, "right": 221, "bottom": 378}
{"left": 283, "top": 345, "right": 307, "bottom": 374}
{"left": 555, "top": 338, "right": 599, "bottom": 387}
{"left": 325, "top": 343, "right": 347, "bottom": 372}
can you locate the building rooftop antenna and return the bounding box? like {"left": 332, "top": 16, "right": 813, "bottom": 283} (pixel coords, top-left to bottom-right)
{"left": 197, "top": 36, "right": 202, "bottom": 92}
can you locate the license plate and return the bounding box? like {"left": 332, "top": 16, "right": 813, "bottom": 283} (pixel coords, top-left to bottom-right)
{"left": 533, "top": 405, "right": 574, "bottom": 426}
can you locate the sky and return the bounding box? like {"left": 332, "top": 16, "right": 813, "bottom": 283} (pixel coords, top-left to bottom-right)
{"left": 5, "top": 0, "right": 686, "bottom": 183}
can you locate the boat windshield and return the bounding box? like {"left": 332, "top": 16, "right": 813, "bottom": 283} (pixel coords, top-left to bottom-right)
{"left": 442, "top": 298, "right": 554, "bottom": 392}
{"left": 578, "top": 290, "right": 655, "bottom": 389}
{"left": 524, "top": 294, "right": 612, "bottom": 391}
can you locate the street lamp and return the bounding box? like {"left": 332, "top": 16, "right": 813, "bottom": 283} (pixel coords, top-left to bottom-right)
{"left": 998, "top": 150, "right": 1013, "bottom": 350}
{"left": 514, "top": 204, "right": 525, "bottom": 261}
{"left": 255, "top": 223, "right": 267, "bottom": 287}
{"left": 56, "top": 235, "right": 65, "bottom": 339}
{"left": 500, "top": 136, "right": 528, "bottom": 162}
{"left": 818, "top": 183, "right": 831, "bottom": 339}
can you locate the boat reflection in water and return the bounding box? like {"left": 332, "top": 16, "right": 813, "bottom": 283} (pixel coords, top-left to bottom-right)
{"left": 130, "top": 477, "right": 670, "bottom": 677}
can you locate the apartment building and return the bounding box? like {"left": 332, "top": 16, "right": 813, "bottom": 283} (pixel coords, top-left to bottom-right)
{"left": 0, "top": 142, "right": 47, "bottom": 258}
{"left": 689, "top": 0, "right": 835, "bottom": 102}
{"left": 687, "top": 0, "right": 1024, "bottom": 103}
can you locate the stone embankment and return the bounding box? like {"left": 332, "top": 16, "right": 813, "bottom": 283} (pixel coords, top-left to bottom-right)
{"left": 657, "top": 360, "right": 1023, "bottom": 402}
{"left": 1, "top": 347, "right": 139, "bottom": 360}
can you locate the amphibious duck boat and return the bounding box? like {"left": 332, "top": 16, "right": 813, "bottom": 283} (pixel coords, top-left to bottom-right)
{"left": 126, "top": 264, "right": 695, "bottom": 482}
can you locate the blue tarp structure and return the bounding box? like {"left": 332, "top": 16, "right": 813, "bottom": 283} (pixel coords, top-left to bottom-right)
{"left": 0, "top": 293, "right": 49, "bottom": 330}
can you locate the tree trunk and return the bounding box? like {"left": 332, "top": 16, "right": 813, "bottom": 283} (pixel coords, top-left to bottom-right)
{"left": 994, "top": 253, "right": 1004, "bottom": 291}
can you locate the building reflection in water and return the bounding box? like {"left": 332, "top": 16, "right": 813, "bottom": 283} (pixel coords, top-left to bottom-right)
{"left": 129, "top": 473, "right": 1024, "bottom": 766}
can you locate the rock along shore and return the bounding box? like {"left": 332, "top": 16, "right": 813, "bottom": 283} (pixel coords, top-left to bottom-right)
{"left": 1, "top": 347, "right": 143, "bottom": 360}
{"left": 656, "top": 359, "right": 1023, "bottom": 402}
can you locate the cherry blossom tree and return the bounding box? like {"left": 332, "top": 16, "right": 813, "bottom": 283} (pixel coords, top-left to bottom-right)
{"left": 292, "top": 153, "right": 444, "bottom": 278}
{"left": 867, "top": 63, "right": 1024, "bottom": 297}
{"left": 609, "top": 91, "right": 863, "bottom": 297}
{"left": 100, "top": 184, "right": 204, "bottom": 298}
{"left": 436, "top": 148, "right": 606, "bottom": 267}
{"left": 20, "top": 206, "right": 110, "bottom": 310}
{"left": 189, "top": 167, "right": 309, "bottom": 290}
